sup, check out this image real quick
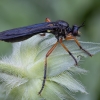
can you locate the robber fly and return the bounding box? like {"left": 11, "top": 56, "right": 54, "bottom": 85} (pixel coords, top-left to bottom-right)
{"left": 0, "top": 18, "right": 92, "bottom": 94}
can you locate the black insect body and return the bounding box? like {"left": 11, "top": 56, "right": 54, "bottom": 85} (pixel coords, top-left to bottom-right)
{"left": 0, "top": 18, "right": 92, "bottom": 94}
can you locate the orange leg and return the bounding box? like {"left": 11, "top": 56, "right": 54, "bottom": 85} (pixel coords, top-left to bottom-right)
{"left": 59, "top": 38, "right": 78, "bottom": 65}
{"left": 66, "top": 35, "right": 92, "bottom": 56}
{"left": 45, "top": 18, "right": 51, "bottom": 22}
{"left": 39, "top": 18, "right": 51, "bottom": 36}
{"left": 38, "top": 41, "right": 58, "bottom": 94}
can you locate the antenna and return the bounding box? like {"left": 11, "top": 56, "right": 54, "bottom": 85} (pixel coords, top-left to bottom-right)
{"left": 78, "top": 21, "right": 85, "bottom": 29}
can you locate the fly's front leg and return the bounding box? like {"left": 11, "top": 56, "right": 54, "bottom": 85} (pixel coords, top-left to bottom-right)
{"left": 66, "top": 35, "right": 92, "bottom": 57}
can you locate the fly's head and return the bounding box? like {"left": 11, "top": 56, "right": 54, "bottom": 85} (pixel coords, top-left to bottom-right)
{"left": 71, "top": 22, "right": 85, "bottom": 37}
{"left": 71, "top": 25, "right": 80, "bottom": 36}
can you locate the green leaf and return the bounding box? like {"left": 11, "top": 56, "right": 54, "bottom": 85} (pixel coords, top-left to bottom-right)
{"left": 0, "top": 34, "right": 100, "bottom": 100}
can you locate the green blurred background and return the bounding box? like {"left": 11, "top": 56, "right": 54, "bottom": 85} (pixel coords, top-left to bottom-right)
{"left": 0, "top": 0, "right": 100, "bottom": 100}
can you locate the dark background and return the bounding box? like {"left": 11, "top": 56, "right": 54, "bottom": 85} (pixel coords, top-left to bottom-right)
{"left": 0, "top": 0, "right": 100, "bottom": 100}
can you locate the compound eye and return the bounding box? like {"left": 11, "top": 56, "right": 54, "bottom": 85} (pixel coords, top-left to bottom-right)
{"left": 72, "top": 25, "right": 80, "bottom": 36}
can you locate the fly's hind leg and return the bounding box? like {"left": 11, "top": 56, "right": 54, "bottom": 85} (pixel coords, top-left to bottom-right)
{"left": 39, "top": 18, "right": 51, "bottom": 36}
{"left": 38, "top": 41, "right": 58, "bottom": 94}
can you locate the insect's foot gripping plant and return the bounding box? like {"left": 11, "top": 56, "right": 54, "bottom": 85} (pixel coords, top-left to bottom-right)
{"left": 0, "top": 34, "right": 100, "bottom": 100}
